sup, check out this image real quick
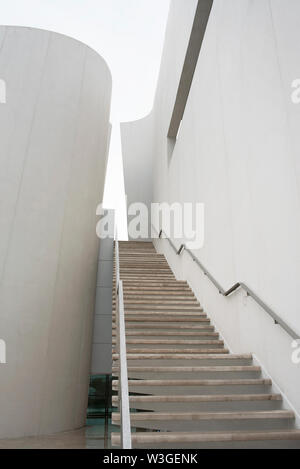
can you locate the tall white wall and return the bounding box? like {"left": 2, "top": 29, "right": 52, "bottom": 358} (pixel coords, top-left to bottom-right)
{"left": 91, "top": 214, "right": 115, "bottom": 376}
{"left": 0, "top": 26, "right": 112, "bottom": 438}
{"left": 122, "top": 0, "right": 300, "bottom": 415}
{"left": 121, "top": 114, "right": 154, "bottom": 238}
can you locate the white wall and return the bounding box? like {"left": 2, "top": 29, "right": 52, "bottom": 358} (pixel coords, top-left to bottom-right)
{"left": 91, "top": 213, "right": 114, "bottom": 376}
{"left": 122, "top": 0, "right": 300, "bottom": 416}
{"left": 0, "top": 26, "right": 112, "bottom": 438}
{"left": 121, "top": 114, "right": 154, "bottom": 238}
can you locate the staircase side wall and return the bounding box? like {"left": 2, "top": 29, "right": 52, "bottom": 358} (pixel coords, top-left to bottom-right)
{"left": 124, "top": 0, "right": 300, "bottom": 416}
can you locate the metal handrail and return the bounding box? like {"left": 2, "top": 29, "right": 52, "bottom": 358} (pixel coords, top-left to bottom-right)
{"left": 155, "top": 228, "right": 300, "bottom": 341}
{"left": 114, "top": 233, "right": 132, "bottom": 449}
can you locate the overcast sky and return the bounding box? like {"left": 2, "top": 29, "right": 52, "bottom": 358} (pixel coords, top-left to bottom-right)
{"left": 1, "top": 0, "right": 171, "bottom": 121}
{"left": 1, "top": 0, "right": 171, "bottom": 238}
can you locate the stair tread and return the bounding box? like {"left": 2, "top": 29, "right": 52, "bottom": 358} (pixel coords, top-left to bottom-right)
{"left": 113, "top": 410, "right": 294, "bottom": 421}
{"left": 113, "top": 339, "right": 222, "bottom": 345}
{"left": 115, "top": 308, "right": 204, "bottom": 312}
{"left": 114, "top": 378, "right": 272, "bottom": 386}
{"left": 122, "top": 308, "right": 204, "bottom": 312}
{"left": 112, "top": 394, "right": 282, "bottom": 403}
{"left": 115, "top": 353, "right": 252, "bottom": 360}
{"left": 113, "top": 352, "right": 230, "bottom": 360}
{"left": 120, "top": 324, "right": 214, "bottom": 330}
{"left": 114, "top": 349, "right": 228, "bottom": 356}
{"left": 112, "top": 430, "right": 300, "bottom": 445}
{"left": 120, "top": 300, "right": 200, "bottom": 305}
{"left": 115, "top": 318, "right": 210, "bottom": 322}
{"left": 113, "top": 366, "right": 260, "bottom": 372}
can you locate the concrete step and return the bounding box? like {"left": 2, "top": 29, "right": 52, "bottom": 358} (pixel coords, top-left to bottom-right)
{"left": 114, "top": 348, "right": 227, "bottom": 356}
{"left": 115, "top": 299, "right": 200, "bottom": 306}
{"left": 117, "top": 263, "right": 169, "bottom": 266}
{"left": 120, "top": 285, "right": 189, "bottom": 290}
{"left": 112, "top": 339, "right": 225, "bottom": 351}
{"left": 119, "top": 270, "right": 172, "bottom": 275}
{"left": 112, "top": 331, "right": 219, "bottom": 340}
{"left": 111, "top": 430, "right": 300, "bottom": 449}
{"left": 113, "top": 316, "right": 210, "bottom": 325}
{"left": 112, "top": 314, "right": 207, "bottom": 322}
{"left": 112, "top": 365, "right": 261, "bottom": 380}
{"left": 114, "top": 277, "right": 176, "bottom": 282}
{"left": 119, "top": 255, "right": 165, "bottom": 259}
{"left": 115, "top": 355, "right": 253, "bottom": 367}
{"left": 118, "top": 323, "right": 214, "bottom": 331}
{"left": 114, "top": 310, "right": 205, "bottom": 317}
{"left": 112, "top": 394, "right": 283, "bottom": 412}
{"left": 119, "top": 257, "right": 163, "bottom": 260}
{"left": 114, "top": 354, "right": 253, "bottom": 366}
{"left": 121, "top": 284, "right": 190, "bottom": 289}
{"left": 112, "top": 410, "right": 295, "bottom": 432}
{"left": 121, "top": 305, "right": 203, "bottom": 312}
{"left": 117, "top": 269, "right": 173, "bottom": 272}
{"left": 116, "top": 295, "right": 196, "bottom": 301}
{"left": 118, "top": 270, "right": 174, "bottom": 276}
{"left": 121, "top": 290, "right": 193, "bottom": 296}
{"left": 118, "top": 265, "right": 172, "bottom": 270}
{"left": 112, "top": 378, "right": 272, "bottom": 395}
{"left": 117, "top": 280, "right": 187, "bottom": 285}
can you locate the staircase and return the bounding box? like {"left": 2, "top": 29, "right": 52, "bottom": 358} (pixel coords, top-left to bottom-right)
{"left": 111, "top": 241, "right": 300, "bottom": 449}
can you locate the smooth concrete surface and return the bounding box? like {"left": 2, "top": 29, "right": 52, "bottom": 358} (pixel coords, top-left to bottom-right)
{"left": 0, "top": 426, "right": 112, "bottom": 449}
{"left": 0, "top": 26, "right": 112, "bottom": 438}
{"left": 91, "top": 224, "right": 114, "bottom": 375}
{"left": 121, "top": 114, "right": 154, "bottom": 239}
{"left": 122, "top": 0, "right": 300, "bottom": 417}
{"left": 168, "top": 0, "right": 213, "bottom": 138}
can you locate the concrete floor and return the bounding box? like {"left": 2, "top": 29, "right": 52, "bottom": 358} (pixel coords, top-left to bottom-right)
{"left": 0, "top": 424, "right": 113, "bottom": 449}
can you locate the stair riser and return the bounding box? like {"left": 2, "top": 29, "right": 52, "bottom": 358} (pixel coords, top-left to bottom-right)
{"left": 114, "top": 301, "right": 201, "bottom": 307}
{"left": 127, "top": 440, "right": 300, "bottom": 450}
{"left": 115, "top": 270, "right": 173, "bottom": 273}
{"left": 114, "top": 310, "right": 205, "bottom": 316}
{"left": 121, "top": 324, "right": 214, "bottom": 332}
{"left": 115, "top": 296, "right": 195, "bottom": 301}
{"left": 116, "top": 384, "right": 273, "bottom": 395}
{"left": 121, "top": 288, "right": 191, "bottom": 292}
{"left": 115, "top": 419, "right": 295, "bottom": 433}
{"left": 114, "top": 275, "right": 175, "bottom": 279}
{"left": 113, "top": 290, "right": 193, "bottom": 295}
{"left": 114, "top": 297, "right": 199, "bottom": 302}
{"left": 114, "top": 279, "right": 177, "bottom": 283}
{"left": 123, "top": 358, "right": 254, "bottom": 366}
{"left": 120, "top": 279, "right": 188, "bottom": 283}
{"left": 112, "top": 401, "right": 283, "bottom": 413}
{"left": 113, "top": 319, "right": 208, "bottom": 326}
{"left": 119, "top": 343, "right": 225, "bottom": 350}
{"left": 118, "top": 266, "right": 170, "bottom": 270}
{"left": 120, "top": 306, "right": 202, "bottom": 312}
{"left": 114, "top": 323, "right": 211, "bottom": 329}
{"left": 113, "top": 334, "right": 219, "bottom": 340}
{"left": 115, "top": 371, "right": 262, "bottom": 380}
{"left": 117, "top": 261, "right": 170, "bottom": 265}
{"left": 117, "top": 284, "right": 189, "bottom": 288}
{"left": 114, "top": 320, "right": 211, "bottom": 325}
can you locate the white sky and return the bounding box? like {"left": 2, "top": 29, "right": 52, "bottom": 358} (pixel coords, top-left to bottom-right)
{"left": 1, "top": 0, "right": 171, "bottom": 238}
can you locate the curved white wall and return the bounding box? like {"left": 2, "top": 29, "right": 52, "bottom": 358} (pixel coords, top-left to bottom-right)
{"left": 121, "top": 114, "right": 154, "bottom": 239}
{"left": 0, "top": 26, "right": 112, "bottom": 438}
